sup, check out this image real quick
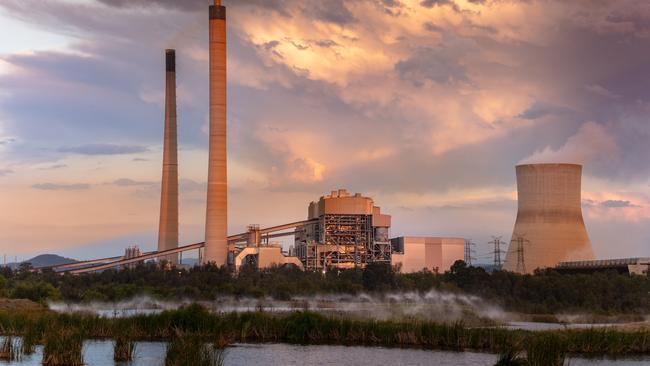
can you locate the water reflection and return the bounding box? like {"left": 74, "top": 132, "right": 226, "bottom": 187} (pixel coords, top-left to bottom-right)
{"left": 2, "top": 341, "right": 650, "bottom": 366}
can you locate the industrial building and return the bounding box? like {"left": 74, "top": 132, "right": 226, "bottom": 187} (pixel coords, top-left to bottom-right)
{"left": 503, "top": 163, "right": 595, "bottom": 274}
{"left": 294, "top": 189, "right": 392, "bottom": 270}
{"left": 556, "top": 258, "right": 650, "bottom": 276}
{"left": 233, "top": 244, "right": 304, "bottom": 272}
{"left": 391, "top": 237, "right": 465, "bottom": 273}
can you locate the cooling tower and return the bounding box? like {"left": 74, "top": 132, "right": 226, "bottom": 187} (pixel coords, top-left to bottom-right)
{"left": 157, "top": 49, "right": 179, "bottom": 264}
{"left": 503, "top": 163, "right": 595, "bottom": 273}
{"left": 204, "top": 0, "right": 228, "bottom": 265}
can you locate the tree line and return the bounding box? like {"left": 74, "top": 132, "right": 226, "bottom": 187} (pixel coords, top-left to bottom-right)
{"left": 0, "top": 261, "right": 648, "bottom": 315}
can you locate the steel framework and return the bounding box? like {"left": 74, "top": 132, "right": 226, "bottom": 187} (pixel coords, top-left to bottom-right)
{"left": 295, "top": 214, "right": 390, "bottom": 271}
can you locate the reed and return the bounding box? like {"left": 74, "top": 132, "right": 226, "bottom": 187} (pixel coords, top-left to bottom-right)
{"left": 165, "top": 333, "right": 226, "bottom": 366}
{"left": 494, "top": 348, "right": 526, "bottom": 366}
{"left": 113, "top": 333, "right": 136, "bottom": 362}
{"left": 0, "top": 336, "right": 21, "bottom": 362}
{"left": 1, "top": 306, "right": 650, "bottom": 358}
{"left": 525, "top": 333, "right": 567, "bottom": 366}
{"left": 42, "top": 327, "right": 84, "bottom": 366}
{"left": 21, "top": 326, "right": 39, "bottom": 355}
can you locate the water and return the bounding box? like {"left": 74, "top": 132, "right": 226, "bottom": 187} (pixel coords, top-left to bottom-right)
{"left": 2, "top": 341, "right": 650, "bottom": 365}
{"left": 503, "top": 321, "right": 616, "bottom": 331}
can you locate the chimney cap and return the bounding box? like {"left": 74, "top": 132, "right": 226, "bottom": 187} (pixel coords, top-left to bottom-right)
{"left": 165, "top": 49, "right": 175, "bottom": 72}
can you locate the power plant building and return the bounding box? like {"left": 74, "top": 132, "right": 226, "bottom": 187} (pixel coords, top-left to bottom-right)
{"left": 503, "top": 163, "right": 595, "bottom": 273}
{"left": 294, "top": 189, "right": 392, "bottom": 270}
{"left": 157, "top": 49, "right": 179, "bottom": 264}
{"left": 391, "top": 237, "right": 465, "bottom": 273}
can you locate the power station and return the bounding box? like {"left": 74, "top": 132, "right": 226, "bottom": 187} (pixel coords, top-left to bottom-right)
{"left": 39, "top": 1, "right": 642, "bottom": 277}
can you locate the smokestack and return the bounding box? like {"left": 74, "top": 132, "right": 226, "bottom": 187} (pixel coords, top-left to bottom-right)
{"left": 503, "top": 163, "right": 595, "bottom": 273}
{"left": 204, "top": 1, "right": 228, "bottom": 265}
{"left": 157, "top": 49, "right": 179, "bottom": 264}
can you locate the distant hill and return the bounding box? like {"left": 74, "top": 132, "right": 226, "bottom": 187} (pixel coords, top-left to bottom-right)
{"left": 6, "top": 254, "right": 77, "bottom": 269}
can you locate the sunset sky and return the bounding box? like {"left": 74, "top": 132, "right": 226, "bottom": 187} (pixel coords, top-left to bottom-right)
{"left": 1, "top": 0, "right": 649, "bottom": 262}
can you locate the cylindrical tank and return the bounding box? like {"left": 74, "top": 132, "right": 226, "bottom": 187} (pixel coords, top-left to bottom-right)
{"left": 503, "top": 163, "right": 595, "bottom": 273}
{"left": 247, "top": 225, "right": 261, "bottom": 247}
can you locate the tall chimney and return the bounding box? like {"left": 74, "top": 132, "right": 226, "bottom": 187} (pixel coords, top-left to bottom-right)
{"left": 204, "top": 1, "right": 228, "bottom": 265}
{"left": 503, "top": 163, "right": 595, "bottom": 273}
{"left": 157, "top": 49, "right": 179, "bottom": 264}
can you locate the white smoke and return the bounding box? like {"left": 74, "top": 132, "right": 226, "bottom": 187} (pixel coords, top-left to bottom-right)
{"left": 520, "top": 121, "right": 617, "bottom": 165}
{"left": 49, "top": 291, "right": 510, "bottom": 324}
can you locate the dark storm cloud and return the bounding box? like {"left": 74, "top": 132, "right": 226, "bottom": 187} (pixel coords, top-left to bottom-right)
{"left": 58, "top": 144, "right": 148, "bottom": 156}
{"left": 420, "top": 0, "right": 453, "bottom": 7}
{"left": 95, "top": 0, "right": 206, "bottom": 11}
{"left": 601, "top": 200, "right": 637, "bottom": 208}
{"left": 423, "top": 21, "right": 444, "bottom": 33}
{"left": 313, "top": 39, "right": 338, "bottom": 48}
{"left": 32, "top": 183, "right": 90, "bottom": 191}
{"left": 395, "top": 47, "right": 467, "bottom": 85}
{"left": 302, "top": 0, "right": 356, "bottom": 25}
{"left": 517, "top": 101, "right": 572, "bottom": 120}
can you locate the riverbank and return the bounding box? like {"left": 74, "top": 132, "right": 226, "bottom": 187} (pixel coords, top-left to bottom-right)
{"left": 1, "top": 304, "right": 650, "bottom": 357}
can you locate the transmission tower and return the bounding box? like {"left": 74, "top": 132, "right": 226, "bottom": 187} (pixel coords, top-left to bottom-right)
{"left": 489, "top": 236, "right": 506, "bottom": 269}
{"left": 464, "top": 239, "right": 476, "bottom": 266}
{"left": 511, "top": 235, "right": 530, "bottom": 274}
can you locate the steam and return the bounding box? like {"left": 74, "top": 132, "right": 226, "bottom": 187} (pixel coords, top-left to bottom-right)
{"left": 520, "top": 122, "right": 617, "bottom": 165}
{"left": 49, "top": 290, "right": 509, "bottom": 324}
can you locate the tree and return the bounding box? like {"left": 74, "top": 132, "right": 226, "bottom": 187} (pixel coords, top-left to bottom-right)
{"left": 362, "top": 263, "right": 395, "bottom": 291}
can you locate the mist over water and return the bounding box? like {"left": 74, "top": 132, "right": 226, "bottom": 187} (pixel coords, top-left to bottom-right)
{"left": 49, "top": 290, "right": 510, "bottom": 324}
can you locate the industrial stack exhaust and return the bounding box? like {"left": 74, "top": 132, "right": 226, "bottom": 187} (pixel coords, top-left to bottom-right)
{"left": 204, "top": 0, "right": 228, "bottom": 265}
{"left": 157, "top": 49, "right": 179, "bottom": 264}
{"left": 503, "top": 163, "right": 595, "bottom": 273}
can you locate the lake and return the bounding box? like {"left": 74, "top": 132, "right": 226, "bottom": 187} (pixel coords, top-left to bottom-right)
{"left": 3, "top": 341, "right": 650, "bottom": 365}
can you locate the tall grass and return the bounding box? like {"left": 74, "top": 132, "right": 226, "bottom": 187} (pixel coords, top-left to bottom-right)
{"left": 0, "top": 305, "right": 649, "bottom": 358}
{"left": 0, "top": 336, "right": 21, "bottom": 362}
{"left": 113, "top": 333, "right": 136, "bottom": 362}
{"left": 165, "top": 333, "right": 226, "bottom": 366}
{"left": 21, "top": 327, "right": 39, "bottom": 355}
{"left": 42, "top": 327, "right": 84, "bottom": 366}
{"left": 494, "top": 336, "right": 567, "bottom": 366}
{"left": 525, "top": 333, "right": 567, "bottom": 366}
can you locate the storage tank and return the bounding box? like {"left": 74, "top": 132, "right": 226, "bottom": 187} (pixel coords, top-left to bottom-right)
{"left": 503, "top": 163, "right": 595, "bottom": 273}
